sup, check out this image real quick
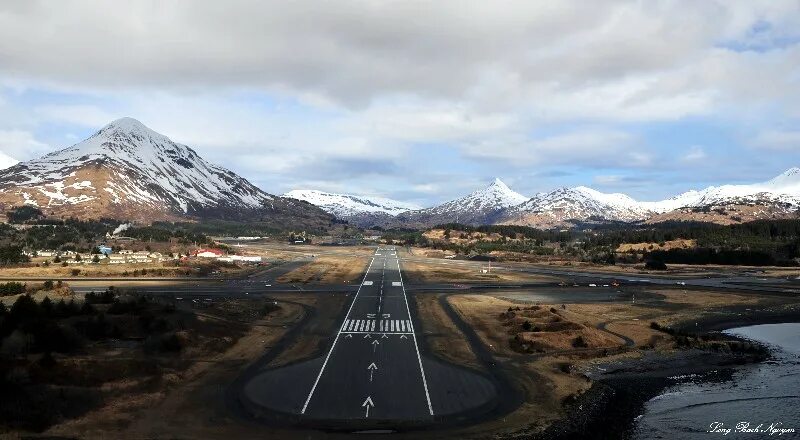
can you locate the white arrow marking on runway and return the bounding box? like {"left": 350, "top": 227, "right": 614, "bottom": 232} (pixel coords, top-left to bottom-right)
{"left": 362, "top": 396, "right": 375, "bottom": 418}
{"left": 371, "top": 339, "right": 380, "bottom": 352}
{"left": 367, "top": 362, "right": 377, "bottom": 382}
{"left": 345, "top": 334, "right": 353, "bottom": 338}
{"left": 381, "top": 333, "right": 388, "bottom": 339}
{"left": 363, "top": 333, "right": 371, "bottom": 339}
{"left": 400, "top": 334, "right": 408, "bottom": 339}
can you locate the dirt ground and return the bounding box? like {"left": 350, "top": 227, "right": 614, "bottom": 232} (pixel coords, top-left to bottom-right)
{"left": 277, "top": 255, "right": 369, "bottom": 284}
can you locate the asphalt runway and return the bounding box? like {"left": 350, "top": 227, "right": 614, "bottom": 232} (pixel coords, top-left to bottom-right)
{"left": 238, "top": 247, "right": 498, "bottom": 428}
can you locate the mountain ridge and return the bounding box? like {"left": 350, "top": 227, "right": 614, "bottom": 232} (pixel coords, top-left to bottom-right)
{"left": 288, "top": 170, "right": 800, "bottom": 228}
{"left": 0, "top": 118, "right": 333, "bottom": 228}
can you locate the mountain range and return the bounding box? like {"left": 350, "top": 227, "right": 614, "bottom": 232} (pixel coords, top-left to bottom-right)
{"left": 1, "top": 117, "right": 796, "bottom": 230}
{"left": 285, "top": 171, "right": 800, "bottom": 229}
{"left": 0, "top": 118, "right": 332, "bottom": 229}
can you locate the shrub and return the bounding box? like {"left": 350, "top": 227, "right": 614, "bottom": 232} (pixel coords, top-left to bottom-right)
{"left": 572, "top": 336, "right": 588, "bottom": 348}
{"left": 645, "top": 260, "right": 668, "bottom": 270}
{"left": 0, "top": 282, "right": 26, "bottom": 296}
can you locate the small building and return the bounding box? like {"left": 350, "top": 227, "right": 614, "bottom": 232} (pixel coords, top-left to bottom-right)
{"left": 109, "top": 255, "right": 127, "bottom": 264}
{"left": 38, "top": 250, "right": 57, "bottom": 257}
{"left": 118, "top": 249, "right": 133, "bottom": 255}
{"left": 130, "top": 254, "right": 151, "bottom": 263}
{"left": 194, "top": 249, "right": 224, "bottom": 258}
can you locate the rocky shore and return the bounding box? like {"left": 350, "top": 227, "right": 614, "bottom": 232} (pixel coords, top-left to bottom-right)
{"left": 531, "top": 305, "right": 800, "bottom": 440}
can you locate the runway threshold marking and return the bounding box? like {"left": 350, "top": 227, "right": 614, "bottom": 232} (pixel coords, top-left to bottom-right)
{"left": 300, "top": 247, "right": 433, "bottom": 418}
{"left": 300, "top": 253, "right": 378, "bottom": 415}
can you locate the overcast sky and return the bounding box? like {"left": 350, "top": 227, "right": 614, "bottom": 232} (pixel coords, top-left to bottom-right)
{"left": 0, "top": 1, "right": 799, "bottom": 206}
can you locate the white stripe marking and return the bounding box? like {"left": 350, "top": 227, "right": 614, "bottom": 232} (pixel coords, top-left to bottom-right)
{"left": 397, "top": 255, "right": 435, "bottom": 415}
{"left": 301, "top": 255, "right": 377, "bottom": 415}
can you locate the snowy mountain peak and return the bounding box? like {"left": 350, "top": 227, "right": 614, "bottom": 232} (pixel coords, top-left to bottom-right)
{"left": 283, "top": 189, "right": 419, "bottom": 217}
{"left": 393, "top": 178, "right": 528, "bottom": 226}
{"left": 103, "top": 117, "right": 149, "bottom": 133}
{"left": 766, "top": 167, "right": 800, "bottom": 189}
{"left": 471, "top": 178, "right": 528, "bottom": 207}
{"left": 0, "top": 118, "right": 333, "bottom": 225}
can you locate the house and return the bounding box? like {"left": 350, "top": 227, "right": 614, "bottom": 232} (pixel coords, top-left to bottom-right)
{"left": 109, "top": 255, "right": 127, "bottom": 264}
{"left": 194, "top": 249, "right": 224, "bottom": 258}
{"left": 118, "top": 249, "right": 133, "bottom": 255}
{"left": 148, "top": 252, "right": 163, "bottom": 260}
{"left": 130, "top": 254, "right": 151, "bottom": 263}
{"left": 38, "top": 250, "right": 57, "bottom": 257}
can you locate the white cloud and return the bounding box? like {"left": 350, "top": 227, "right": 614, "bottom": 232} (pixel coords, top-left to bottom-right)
{"left": 682, "top": 146, "right": 708, "bottom": 162}
{"left": 0, "top": 151, "right": 18, "bottom": 169}
{"left": 0, "top": 129, "right": 50, "bottom": 160}
{"left": 35, "top": 104, "right": 116, "bottom": 128}
{"left": 0, "top": 1, "right": 798, "bottom": 203}
{"left": 750, "top": 129, "right": 800, "bottom": 151}
{"left": 462, "top": 129, "right": 648, "bottom": 167}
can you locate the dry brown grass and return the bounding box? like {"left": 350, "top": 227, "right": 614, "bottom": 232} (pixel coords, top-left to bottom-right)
{"left": 616, "top": 239, "right": 697, "bottom": 253}
{"left": 415, "top": 294, "right": 481, "bottom": 370}
{"left": 0, "top": 262, "right": 194, "bottom": 278}
{"left": 276, "top": 255, "right": 369, "bottom": 284}
{"left": 443, "top": 289, "right": 789, "bottom": 439}
{"left": 401, "top": 259, "right": 559, "bottom": 284}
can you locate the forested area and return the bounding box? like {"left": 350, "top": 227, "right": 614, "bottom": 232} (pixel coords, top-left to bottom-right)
{"left": 381, "top": 220, "right": 800, "bottom": 266}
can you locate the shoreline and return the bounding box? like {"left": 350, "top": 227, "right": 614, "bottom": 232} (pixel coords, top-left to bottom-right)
{"left": 530, "top": 306, "right": 800, "bottom": 440}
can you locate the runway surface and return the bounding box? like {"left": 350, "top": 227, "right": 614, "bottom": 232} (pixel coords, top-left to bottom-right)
{"left": 238, "top": 247, "right": 497, "bottom": 428}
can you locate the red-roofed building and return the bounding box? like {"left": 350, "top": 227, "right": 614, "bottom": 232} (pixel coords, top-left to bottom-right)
{"left": 193, "top": 248, "right": 224, "bottom": 258}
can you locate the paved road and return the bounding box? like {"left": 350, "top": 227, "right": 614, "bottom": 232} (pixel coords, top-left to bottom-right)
{"left": 301, "top": 246, "right": 433, "bottom": 420}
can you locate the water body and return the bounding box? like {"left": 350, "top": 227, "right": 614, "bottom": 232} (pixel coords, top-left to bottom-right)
{"left": 632, "top": 323, "right": 800, "bottom": 439}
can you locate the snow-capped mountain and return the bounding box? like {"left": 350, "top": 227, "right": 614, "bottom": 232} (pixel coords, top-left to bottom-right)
{"left": 644, "top": 167, "right": 800, "bottom": 212}
{"left": 639, "top": 168, "right": 800, "bottom": 224}
{"left": 501, "top": 169, "right": 800, "bottom": 227}
{"left": 395, "top": 178, "right": 528, "bottom": 226}
{"left": 500, "top": 186, "right": 652, "bottom": 227}
{"left": 0, "top": 118, "right": 331, "bottom": 226}
{"left": 283, "top": 189, "right": 419, "bottom": 227}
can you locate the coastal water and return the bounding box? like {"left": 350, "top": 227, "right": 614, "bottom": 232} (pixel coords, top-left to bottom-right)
{"left": 632, "top": 323, "right": 800, "bottom": 439}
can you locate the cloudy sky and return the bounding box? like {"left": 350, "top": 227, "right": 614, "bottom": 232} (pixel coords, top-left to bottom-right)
{"left": 0, "top": 1, "right": 799, "bottom": 206}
